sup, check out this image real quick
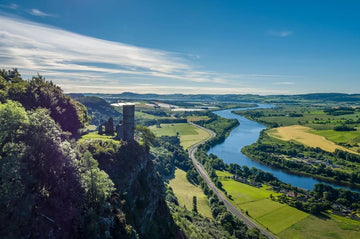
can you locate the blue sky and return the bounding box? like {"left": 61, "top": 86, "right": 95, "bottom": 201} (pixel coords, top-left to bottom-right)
{"left": 0, "top": 0, "right": 359, "bottom": 94}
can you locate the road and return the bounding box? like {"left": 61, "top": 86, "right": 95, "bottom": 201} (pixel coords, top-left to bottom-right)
{"left": 188, "top": 123, "right": 276, "bottom": 239}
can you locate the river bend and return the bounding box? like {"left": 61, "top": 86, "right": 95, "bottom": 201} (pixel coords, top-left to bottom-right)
{"left": 208, "top": 104, "right": 357, "bottom": 191}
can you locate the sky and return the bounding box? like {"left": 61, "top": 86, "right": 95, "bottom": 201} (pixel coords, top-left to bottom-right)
{"left": 0, "top": 0, "right": 360, "bottom": 95}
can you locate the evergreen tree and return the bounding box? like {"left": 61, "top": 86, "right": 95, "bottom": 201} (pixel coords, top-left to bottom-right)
{"left": 192, "top": 196, "right": 198, "bottom": 213}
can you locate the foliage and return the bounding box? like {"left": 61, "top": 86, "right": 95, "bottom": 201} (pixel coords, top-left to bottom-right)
{"left": 151, "top": 136, "right": 192, "bottom": 179}
{"left": 0, "top": 101, "right": 85, "bottom": 238}
{"left": 72, "top": 95, "right": 121, "bottom": 126}
{"left": 324, "top": 107, "right": 355, "bottom": 116}
{"left": 199, "top": 179, "right": 264, "bottom": 238}
{"left": 78, "top": 151, "right": 115, "bottom": 205}
{"left": 168, "top": 168, "right": 212, "bottom": 218}
{"left": 192, "top": 196, "right": 198, "bottom": 213}
{"left": 0, "top": 69, "right": 178, "bottom": 238}
{"left": 243, "top": 130, "right": 360, "bottom": 186}
{"left": 334, "top": 124, "right": 356, "bottom": 131}
{"left": 135, "top": 125, "right": 156, "bottom": 151}
{"left": 79, "top": 138, "right": 177, "bottom": 238}
{"left": 166, "top": 187, "right": 246, "bottom": 239}
{"left": 0, "top": 69, "right": 89, "bottom": 137}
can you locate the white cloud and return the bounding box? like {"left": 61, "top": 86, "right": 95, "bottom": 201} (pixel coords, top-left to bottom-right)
{"left": 0, "top": 3, "right": 18, "bottom": 10}
{"left": 28, "top": 8, "right": 56, "bottom": 17}
{"left": 9, "top": 4, "right": 18, "bottom": 9}
{"left": 268, "top": 30, "right": 293, "bottom": 37}
{"left": 273, "top": 81, "right": 295, "bottom": 85}
{"left": 59, "top": 84, "right": 291, "bottom": 95}
{"left": 0, "top": 15, "right": 296, "bottom": 94}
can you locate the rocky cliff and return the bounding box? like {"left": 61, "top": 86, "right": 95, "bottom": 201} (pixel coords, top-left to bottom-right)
{"left": 89, "top": 140, "right": 177, "bottom": 238}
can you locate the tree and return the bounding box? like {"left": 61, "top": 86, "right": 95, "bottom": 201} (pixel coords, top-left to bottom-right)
{"left": 0, "top": 100, "right": 29, "bottom": 144}
{"left": 192, "top": 196, "right": 198, "bottom": 213}
{"left": 2, "top": 72, "right": 89, "bottom": 137}
{"left": 0, "top": 101, "right": 32, "bottom": 237}
{"left": 0, "top": 75, "right": 9, "bottom": 103}
{"left": 1, "top": 104, "right": 86, "bottom": 238}
{"left": 135, "top": 125, "right": 156, "bottom": 151}
{"left": 79, "top": 151, "right": 115, "bottom": 206}
{"left": 22, "top": 108, "right": 85, "bottom": 237}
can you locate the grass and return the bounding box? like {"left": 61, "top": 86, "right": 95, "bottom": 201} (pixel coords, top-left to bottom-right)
{"left": 267, "top": 125, "right": 359, "bottom": 154}
{"left": 135, "top": 111, "right": 171, "bottom": 120}
{"left": 186, "top": 116, "right": 210, "bottom": 122}
{"left": 81, "top": 132, "right": 115, "bottom": 140}
{"left": 150, "top": 123, "right": 210, "bottom": 149}
{"left": 279, "top": 213, "right": 360, "bottom": 239}
{"left": 85, "top": 124, "right": 97, "bottom": 131}
{"left": 169, "top": 168, "right": 213, "bottom": 218}
{"left": 80, "top": 132, "right": 120, "bottom": 145}
{"left": 216, "top": 170, "right": 308, "bottom": 234}
{"left": 235, "top": 106, "right": 360, "bottom": 131}
{"left": 217, "top": 170, "right": 360, "bottom": 238}
{"left": 312, "top": 129, "right": 360, "bottom": 145}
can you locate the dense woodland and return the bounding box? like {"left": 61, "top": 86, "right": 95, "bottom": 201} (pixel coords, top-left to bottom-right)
{"left": 0, "top": 69, "right": 176, "bottom": 238}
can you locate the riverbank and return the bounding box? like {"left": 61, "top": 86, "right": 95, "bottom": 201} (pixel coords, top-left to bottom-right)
{"left": 209, "top": 105, "right": 360, "bottom": 192}
{"left": 242, "top": 145, "right": 360, "bottom": 191}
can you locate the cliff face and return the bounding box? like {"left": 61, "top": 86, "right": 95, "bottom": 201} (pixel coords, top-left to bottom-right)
{"left": 95, "top": 141, "right": 177, "bottom": 238}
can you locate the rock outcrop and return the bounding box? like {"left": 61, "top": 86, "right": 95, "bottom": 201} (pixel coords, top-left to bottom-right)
{"left": 94, "top": 141, "right": 177, "bottom": 238}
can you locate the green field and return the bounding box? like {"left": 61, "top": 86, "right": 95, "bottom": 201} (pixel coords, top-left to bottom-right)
{"left": 312, "top": 129, "right": 360, "bottom": 145}
{"left": 235, "top": 106, "right": 360, "bottom": 130}
{"left": 150, "top": 123, "right": 210, "bottom": 149}
{"left": 135, "top": 111, "right": 171, "bottom": 120}
{"left": 80, "top": 132, "right": 117, "bottom": 141}
{"left": 217, "top": 170, "right": 360, "bottom": 238}
{"left": 186, "top": 115, "right": 210, "bottom": 122}
{"left": 279, "top": 213, "right": 360, "bottom": 239}
{"left": 169, "top": 168, "right": 212, "bottom": 218}
{"left": 216, "top": 171, "right": 308, "bottom": 234}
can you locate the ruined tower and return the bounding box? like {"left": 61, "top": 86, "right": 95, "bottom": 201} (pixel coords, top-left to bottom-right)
{"left": 98, "top": 117, "right": 114, "bottom": 135}
{"left": 123, "top": 104, "right": 135, "bottom": 141}
{"left": 115, "top": 104, "right": 135, "bottom": 141}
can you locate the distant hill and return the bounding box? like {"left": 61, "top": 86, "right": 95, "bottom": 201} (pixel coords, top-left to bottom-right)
{"left": 82, "top": 92, "right": 360, "bottom": 105}
{"left": 70, "top": 94, "right": 121, "bottom": 125}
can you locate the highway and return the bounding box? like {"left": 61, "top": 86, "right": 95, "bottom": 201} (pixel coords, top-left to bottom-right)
{"left": 188, "top": 123, "right": 276, "bottom": 239}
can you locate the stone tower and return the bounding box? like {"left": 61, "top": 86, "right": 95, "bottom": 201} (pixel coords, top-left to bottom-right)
{"left": 123, "top": 104, "right": 135, "bottom": 141}
{"left": 115, "top": 104, "right": 135, "bottom": 141}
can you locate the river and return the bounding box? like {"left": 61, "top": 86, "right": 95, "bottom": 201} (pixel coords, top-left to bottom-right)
{"left": 207, "top": 104, "right": 358, "bottom": 192}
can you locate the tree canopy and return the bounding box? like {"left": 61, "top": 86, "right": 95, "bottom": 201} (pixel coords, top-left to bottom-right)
{"left": 0, "top": 69, "right": 89, "bottom": 137}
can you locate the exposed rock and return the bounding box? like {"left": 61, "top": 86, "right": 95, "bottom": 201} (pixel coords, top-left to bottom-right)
{"left": 95, "top": 141, "right": 177, "bottom": 238}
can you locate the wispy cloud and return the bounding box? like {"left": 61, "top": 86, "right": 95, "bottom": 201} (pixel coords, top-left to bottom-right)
{"left": 0, "top": 3, "right": 18, "bottom": 10}
{"left": 59, "top": 84, "right": 291, "bottom": 95}
{"left": 9, "top": 4, "right": 18, "bottom": 9}
{"left": 268, "top": 30, "right": 293, "bottom": 37}
{"left": 273, "top": 81, "right": 295, "bottom": 85}
{"left": 28, "top": 8, "right": 56, "bottom": 17}
{"left": 0, "top": 15, "right": 295, "bottom": 94}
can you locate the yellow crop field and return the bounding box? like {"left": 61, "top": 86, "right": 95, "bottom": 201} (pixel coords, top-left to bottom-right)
{"left": 267, "top": 125, "right": 358, "bottom": 154}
